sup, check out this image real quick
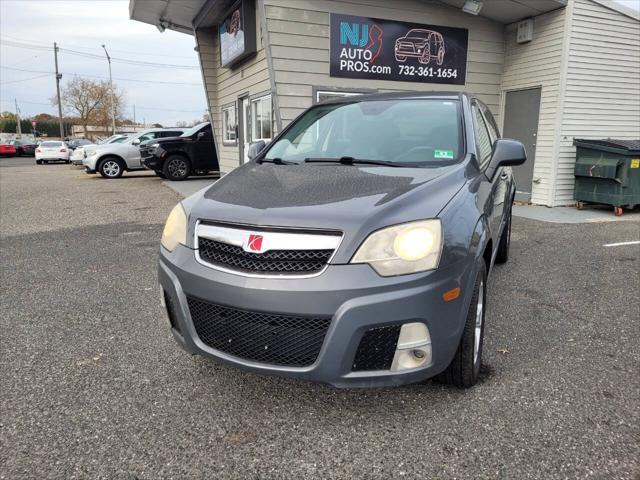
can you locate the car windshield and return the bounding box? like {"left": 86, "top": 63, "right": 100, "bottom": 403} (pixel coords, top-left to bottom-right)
{"left": 265, "top": 99, "right": 462, "bottom": 166}
{"left": 41, "top": 141, "right": 62, "bottom": 147}
{"left": 111, "top": 136, "right": 128, "bottom": 144}
{"left": 180, "top": 123, "right": 207, "bottom": 137}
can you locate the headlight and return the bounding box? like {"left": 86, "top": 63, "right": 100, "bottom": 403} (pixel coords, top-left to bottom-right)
{"left": 86, "top": 149, "right": 96, "bottom": 157}
{"left": 161, "top": 203, "right": 187, "bottom": 252}
{"left": 150, "top": 143, "right": 160, "bottom": 149}
{"left": 351, "top": 219, "right": 442, "bottom": 276}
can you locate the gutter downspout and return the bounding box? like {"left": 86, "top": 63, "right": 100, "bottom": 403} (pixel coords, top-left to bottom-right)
{"left": 257, "top": 0, "right": 282, "bottom": 134}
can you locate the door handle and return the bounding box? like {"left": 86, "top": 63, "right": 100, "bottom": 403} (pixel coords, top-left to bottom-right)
{"left": 500, "top": 172, "right": 509, "bottom": 180}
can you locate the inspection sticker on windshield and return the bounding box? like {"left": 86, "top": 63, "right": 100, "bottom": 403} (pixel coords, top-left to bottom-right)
{"left": 435, "top": 150, "right": 454, "bottom": 159}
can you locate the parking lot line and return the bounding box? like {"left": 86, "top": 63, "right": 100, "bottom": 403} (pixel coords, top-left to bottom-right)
{"left": 603, "top": 240, "right": 640, "bottom": 247}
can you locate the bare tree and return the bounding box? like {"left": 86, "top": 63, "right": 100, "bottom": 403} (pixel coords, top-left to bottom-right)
{"left": 55, "top": 77, "right": 108, "bottom": 137}
{"left": 94, "top": 84, "right": 126, "bottom": 132}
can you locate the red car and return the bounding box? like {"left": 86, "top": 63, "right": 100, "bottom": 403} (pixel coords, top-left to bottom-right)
{"left": 0, "top": 143, "right": 17, "bottom": 157}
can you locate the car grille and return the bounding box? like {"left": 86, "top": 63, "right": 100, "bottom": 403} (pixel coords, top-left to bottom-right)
{"left": 187, "top": 296, "right": 331, "bottom": 367}
{"left": 198, "top": 237, "right": 334, "bottom": 275}
{"left": 352, "top": 325, "right": 401, "bottom": 371}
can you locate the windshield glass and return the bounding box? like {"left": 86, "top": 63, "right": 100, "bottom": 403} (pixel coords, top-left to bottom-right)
{"left": 180, "top": 123, "right": 207, "bottom": 137}
{"left": 111, "top": 136, "right": 128, "bottom": 144}
{"left": 41, "top": 141, "right": 62, "bottom": 147}
{"left": 265, "top": 99, "right": 462, "bottom": 166}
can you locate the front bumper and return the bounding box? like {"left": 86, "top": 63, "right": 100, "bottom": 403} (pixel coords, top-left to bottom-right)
{"left": 159, "top": 244, "right": 476, "bottom": 388}
{"left": 143, "top": 155, "right": 162, "bottom": 171}
{"left": 83, "top": 155, "right": 98, "bottom": 171}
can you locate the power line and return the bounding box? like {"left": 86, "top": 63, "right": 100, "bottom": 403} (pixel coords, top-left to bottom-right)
{"left": 1, "top": 40, "right": 200, "bottom": 69}
{"left": 1, "top": 98, "right": 204, "bottom": 114}
{"left": 1, "top": 34, "right": 197, "bottom": 60}
{"left": 0, "top": 73, "right": 51, "bottom": 85}
{"left": 1, "top": 66, "right": 202, "bottom": 86}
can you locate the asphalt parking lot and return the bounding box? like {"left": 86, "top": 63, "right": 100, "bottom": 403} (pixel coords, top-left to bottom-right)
{"left": 1, "top": 156, "right": 639, "bottom": 479}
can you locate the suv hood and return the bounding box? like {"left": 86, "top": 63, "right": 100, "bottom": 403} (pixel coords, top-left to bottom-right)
{"left": 187, "top": 162, "right": 467, "bottom": 256}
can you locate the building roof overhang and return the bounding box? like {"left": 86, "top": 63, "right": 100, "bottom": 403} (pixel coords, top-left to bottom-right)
{"left": 129, "top": 0, "right": 570, "bottom": 35}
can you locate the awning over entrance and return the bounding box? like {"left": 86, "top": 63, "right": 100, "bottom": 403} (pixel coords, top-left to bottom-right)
{"left": 129, "top": 0, "right": 567, "bottom": 35}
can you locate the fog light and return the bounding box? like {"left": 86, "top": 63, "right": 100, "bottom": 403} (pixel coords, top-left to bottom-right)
{"left": 391, "top": 322, "right": 432, "bottom": 371}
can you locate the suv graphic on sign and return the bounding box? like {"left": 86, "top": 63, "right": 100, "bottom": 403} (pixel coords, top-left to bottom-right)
{"left": 394, "top": 29, "right": 445, "bottom": 65}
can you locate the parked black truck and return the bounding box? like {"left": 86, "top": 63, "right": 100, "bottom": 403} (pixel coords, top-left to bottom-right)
{"left": 141, "top": 122, "right": 219, "bottom": 180}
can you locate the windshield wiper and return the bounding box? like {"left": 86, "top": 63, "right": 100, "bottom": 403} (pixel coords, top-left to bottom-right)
{"left": 304, "top": 156, "right": 403, "bottom": 167}
{"left": 258, "top": 157, "right": 296, "bottom": 165}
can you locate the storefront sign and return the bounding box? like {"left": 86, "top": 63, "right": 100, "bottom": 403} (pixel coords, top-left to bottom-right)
{"left": 219, "top": 0, "right": 256, "bottom": 68}
{"left": 330, "top": 14, "right": 468, "bottom": 85}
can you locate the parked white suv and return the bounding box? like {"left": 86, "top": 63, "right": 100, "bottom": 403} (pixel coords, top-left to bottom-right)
{"left": 70, "top": 134, "right": 130, "bottom": 165}
{"left": 83, "top": 128, "right": 185, "bottom": 178}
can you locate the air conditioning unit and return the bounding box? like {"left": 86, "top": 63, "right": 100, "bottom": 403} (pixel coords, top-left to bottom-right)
{"left": 517, "top": 18, "right": 534, "bottom": 44}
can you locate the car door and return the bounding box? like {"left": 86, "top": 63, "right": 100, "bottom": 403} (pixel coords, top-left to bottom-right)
{"left": 191, "top": 125, "right": 217, "bottom": 170}
{"left": 126, "top": 132, "right": 155, "bottom": 167}
{"left": 471, "top": 101, "right": 504, "bottom": 249}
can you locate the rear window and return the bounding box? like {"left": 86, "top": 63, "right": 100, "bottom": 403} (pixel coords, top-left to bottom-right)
{"left": 41, "top": 141, "right": 62, "bottom": 147}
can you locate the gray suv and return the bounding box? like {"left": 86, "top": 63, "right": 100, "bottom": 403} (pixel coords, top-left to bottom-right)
{"left": 158, "top": 92, "right": 526, "bottom": 388}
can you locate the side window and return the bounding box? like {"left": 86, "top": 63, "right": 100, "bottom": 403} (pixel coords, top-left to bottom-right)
{"left": 138, "top": 133, "right": 154, "bottom": 142}
{"left": 472, "top": 104, "right": 493, "bottom": 168}
{"left": 479, "top": 102, "right": 500, "bottom": 143}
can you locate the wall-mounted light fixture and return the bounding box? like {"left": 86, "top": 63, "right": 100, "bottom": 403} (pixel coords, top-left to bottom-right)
{"left": 462, "top": 0, "right": 483, "bottom": 15}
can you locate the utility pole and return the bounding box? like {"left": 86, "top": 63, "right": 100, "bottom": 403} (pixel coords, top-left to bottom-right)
{"left": 14, "top": 99, "right": 22, "bottom": 137}
{"left": 133, "top": 104, "right": 136, "bottom": 125}
{"left": 101, "top": 44, "right": 117, "bottom": 135}
{"left": 53, "top": 42, "right": 64, "bottom": 139}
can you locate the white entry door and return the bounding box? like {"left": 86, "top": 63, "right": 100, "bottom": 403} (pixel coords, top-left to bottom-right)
{"left": 241, "top": 97, "right": 251, "bottom": 164}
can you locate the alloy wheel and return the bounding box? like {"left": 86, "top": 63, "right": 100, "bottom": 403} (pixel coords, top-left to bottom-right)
{"left": 103, "top": 160, "right": 121, "bottom": 177}
{"left": 167, "top": 158, "right": 187, "bottom": 178}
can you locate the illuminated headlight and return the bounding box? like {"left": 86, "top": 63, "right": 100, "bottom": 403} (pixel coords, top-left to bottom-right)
{"left": 161, "top": 203, "right": 187, "bottom": 252}
{"left": 351, "top": 219, "right": 442, "bottom": 276}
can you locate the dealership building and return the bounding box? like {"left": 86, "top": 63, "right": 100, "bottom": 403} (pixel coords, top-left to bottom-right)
{"left": 130, "top": 0, "right": 639, "bottom": 206}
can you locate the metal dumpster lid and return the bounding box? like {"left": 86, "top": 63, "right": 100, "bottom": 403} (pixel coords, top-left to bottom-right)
{"left": 574, "top": 138, "right": 640, "bottom": 154}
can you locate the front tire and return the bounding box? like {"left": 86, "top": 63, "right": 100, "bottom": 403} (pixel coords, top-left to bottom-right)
{"left": 98, "top": 157, "right": 124, "bottom": 179}
{"left": 36, "top": 160, "right": 42, "bottom": 165}
{"left": 437, "top": 261, "right": 487, "bottom": 388}
{"left": 163, "top": 155, "right": 190, "bottom": 181}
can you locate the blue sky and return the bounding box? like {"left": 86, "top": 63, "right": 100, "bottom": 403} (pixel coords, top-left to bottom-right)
{"left": 0, "top": 0, "right": 207, "bottom": 126}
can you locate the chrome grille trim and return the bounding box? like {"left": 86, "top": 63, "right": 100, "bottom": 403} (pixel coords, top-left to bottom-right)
{"left": 194, "top": 221, "right": 343, "bottom": 279}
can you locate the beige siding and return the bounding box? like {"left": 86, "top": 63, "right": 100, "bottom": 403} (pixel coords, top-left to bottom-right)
{"left": 196, "top": 7, "right": 272, "bottom": 173}
{"left": 555, "top": 0, "right": 640, "bottom": 205}
{"left": 263, "top": 0, "right": 506, "bottom": 125}
{"left": 500, "top": 8, "right": 567, "bottom": 206}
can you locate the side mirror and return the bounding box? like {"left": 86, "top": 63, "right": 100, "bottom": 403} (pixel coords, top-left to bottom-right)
{"left": 132, "top": 138, "right": 141, "bottom": 146}
{"left": 486, "top": 139, "right": 526, "bottom": 180}
{"left": 247, "top": 140, "right": 266, "bottom": 160}
{"left": 197, "top": 131, "right": 205, "bottom": 140}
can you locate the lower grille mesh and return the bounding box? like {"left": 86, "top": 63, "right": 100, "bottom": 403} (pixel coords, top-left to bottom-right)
{"left": 352, "top": 325, "right": 401, "bottom": 371}
{"left": 187, "top": 296, "right": 331, "bottom": 367}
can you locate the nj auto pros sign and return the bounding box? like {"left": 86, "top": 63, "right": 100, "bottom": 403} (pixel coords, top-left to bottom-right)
{"left": 329, "top": 14, "right": 468, "bottom": 85}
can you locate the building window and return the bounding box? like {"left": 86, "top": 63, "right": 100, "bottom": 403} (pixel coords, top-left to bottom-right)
{"left": 315, "top": 90, "right": 366, "bottom": 104}
{"left": 251, "top": 94, "right": 272, "bottom": 141}
{"left": 222, "top": 104, "right": 237, "bottom": 144}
